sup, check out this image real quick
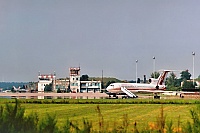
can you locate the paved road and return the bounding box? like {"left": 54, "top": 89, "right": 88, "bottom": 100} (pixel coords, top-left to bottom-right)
{"left": 0, "top": 92, "right": 108, "bottom": 97}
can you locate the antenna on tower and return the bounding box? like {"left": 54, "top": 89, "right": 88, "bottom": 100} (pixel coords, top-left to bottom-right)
{"left": 79, "top": 63, "right": 81, "bottom": 69}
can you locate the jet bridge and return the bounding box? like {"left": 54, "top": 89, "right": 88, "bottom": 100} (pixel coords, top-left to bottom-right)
{"left": 121, "top": 87, "right": 137, "bottom": 98}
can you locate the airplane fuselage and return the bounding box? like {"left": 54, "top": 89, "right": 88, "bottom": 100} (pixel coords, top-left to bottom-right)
{"left": 106, "top": 83, "right": 166, "bottom": 94}
{"left": 106, "top": 70, "right": 170, "bottom": 98}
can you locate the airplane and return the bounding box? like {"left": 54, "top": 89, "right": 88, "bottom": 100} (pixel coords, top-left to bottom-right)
{"left": 13, "top": 86, "right": 21, "bottom": 91}
{"left": 12, "top": 86, "right": 28, "bottom": 93}
{"left": 106, "top": 70, "right": 171, "bottom": 99}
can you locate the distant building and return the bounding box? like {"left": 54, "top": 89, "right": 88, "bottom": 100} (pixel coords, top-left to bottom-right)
{"left": 36, "top": 67, "right": 102, "bottom": 93}
{"left": 80, "top": 80, "right": 101, "bottom": 93}
{"left": 55, "top": 78, "right": 70, "bottom": 92}
{"left": 69, "top": 67, "right": 102, "bottom": 93}
{"left": 38, "top": 72, "right": 56, "bottom": 92}
{"left": 69, "top": 67, "right": 81, "bottom": 93}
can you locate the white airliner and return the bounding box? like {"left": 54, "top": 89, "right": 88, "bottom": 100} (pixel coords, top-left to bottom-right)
{"left": 106, "top": 70, "right": 171, "bottom": 98}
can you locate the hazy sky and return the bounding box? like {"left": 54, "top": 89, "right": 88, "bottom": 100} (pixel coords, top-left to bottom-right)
{"left": 1, "top": 0, "right": 200, "bottom": 82}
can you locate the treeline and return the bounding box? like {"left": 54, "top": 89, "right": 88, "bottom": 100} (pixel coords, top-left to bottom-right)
{"left": 0, "top": 82, "right": 28, "bottom": 90}
{"left": 0, "top": 99, "right": 200, "bottom": 133}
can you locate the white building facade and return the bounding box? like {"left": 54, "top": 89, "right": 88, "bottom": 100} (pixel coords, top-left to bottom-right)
{"left": 38, "top": 73, "right": 56, "bottom": 92}
{"left": 80, "top": 81, "right": 101, "bottom": 93}
{"left": 69, "top": 67, "right": 81, "bottom": 93}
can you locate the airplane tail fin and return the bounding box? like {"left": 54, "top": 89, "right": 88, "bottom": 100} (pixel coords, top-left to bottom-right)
{"left": 13, "top": 86, "right": 16, "bottom": 89}
{"left": 157, "top": 70, "right": 170, "bottom": 85}
{"left": 13, "top": 86, "right": 20, "bottom": 91}
{"left": 149, "top": 70, "right": 170, "bottom": 85}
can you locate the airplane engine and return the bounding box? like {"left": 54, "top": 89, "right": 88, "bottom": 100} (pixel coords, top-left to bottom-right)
{"left": 156, "top": 86, "right": 159, "bottom": 89}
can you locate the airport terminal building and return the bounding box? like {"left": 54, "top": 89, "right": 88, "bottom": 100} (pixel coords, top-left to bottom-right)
{"left": 69, "top": 67, "right": 102, "bottom": 93}
{"left": 37, "top": 67, "right": 102, "bottom": 93}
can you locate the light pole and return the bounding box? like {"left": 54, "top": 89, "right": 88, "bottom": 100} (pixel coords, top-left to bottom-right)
{"left": 153, "top": 56, "right": 156, "bottom": 78}
{"left": 192, "top": 52, "right": 195, "bottom": 86}
{"left": 136, "top": 60, "right": 138, "bottom": 83}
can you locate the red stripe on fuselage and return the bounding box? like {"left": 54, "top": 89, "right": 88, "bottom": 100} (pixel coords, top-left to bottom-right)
{"left": 108, "top": 87, "right": 166, "bottom": 93}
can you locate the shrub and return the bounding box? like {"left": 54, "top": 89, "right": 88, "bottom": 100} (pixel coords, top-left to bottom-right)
{"left": 0, "top": 99, "right": 59, "bottom": 133}
{"left": 184, "top": 105, "right": 200, "bottom": 133}
{"left": 38, "top": 113, "right": 58, "bottom": 133}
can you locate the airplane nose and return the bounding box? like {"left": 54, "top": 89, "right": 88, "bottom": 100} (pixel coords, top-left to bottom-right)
{"left": 106, "top": 86, "right": 109, "bottom": 91}
{"left": 106, "top": 86, "right": 111, "bottom": 91}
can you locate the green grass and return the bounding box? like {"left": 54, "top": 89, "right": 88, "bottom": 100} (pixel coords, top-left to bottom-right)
{"left": 18, "top": 103, "right": 196, "bottom": 131}
{"left": 3, "top": 98, "right": 200, "bottom": 104}
{"left": 0, "top": 98, "right": 199, "bottom": 132}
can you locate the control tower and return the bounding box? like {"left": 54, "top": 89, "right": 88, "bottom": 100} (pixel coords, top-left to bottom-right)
{"left": 69, "top": 67, "right": 80, "bottom": 93}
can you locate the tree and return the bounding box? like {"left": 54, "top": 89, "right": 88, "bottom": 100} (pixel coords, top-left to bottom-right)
{"left": 151, "top": 71, "right": 160, "bottom": 79}
{"left": 166, "top": 72, "right": 177, "bottom": 86}
{"left": 105, "top": 81, "right": 116, "bottom": 88}
{"left": 66, "top": 85, "right": 71, "bottom": 93}
{"left": 80, "top": 75, "right": 89, "bottom": 81}
{"left": 44, "top": 83, "right": 53, "bottom": 92}
{"left": 180, "top": 70, "right": 191, "bottom": 80}
{"left": 182, "top": 81, "right": 195, "bottom": 89}
{"left": 57, "top": 88, "right": 61, "bottom": 93}
{"left": 166, "top": 72, "right": 182, "bottom": 90}
{"left": 196, "top": 75, "right": 200, "bottom": 82}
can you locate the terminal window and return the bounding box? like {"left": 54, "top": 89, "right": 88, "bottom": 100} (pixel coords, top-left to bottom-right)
{"left": 70, "top": 70, "right": 79, "bottom": 75}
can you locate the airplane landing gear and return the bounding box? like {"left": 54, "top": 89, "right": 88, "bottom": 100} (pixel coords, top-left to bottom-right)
{"left": 113, "top": 94, "right": 118, "bottom": 99}
{"left": 122, "top": 96, "right": 127, "bottom": 99}
{"left": 154, "top": 93, "right": 160, "bottom": 99}
{"left": 122, "top": 95, "right": 138, "bottom": 99}
{"left": 108, "top": 94, "right": 118, "bottom": 99}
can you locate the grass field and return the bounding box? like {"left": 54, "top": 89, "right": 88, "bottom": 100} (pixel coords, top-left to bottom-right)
{"left": 0, "top": 98, "right": 199, "bottom": 132}
{"left": 23, "top": 104, "right": 196, "bottom": 130}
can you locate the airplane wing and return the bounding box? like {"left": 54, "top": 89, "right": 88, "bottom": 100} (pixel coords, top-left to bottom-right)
{"left": 130, "top": 89, "right": 176, "bottom": 94}
{"left": 129, "top": 90, "right": 181, "bottom": 97}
